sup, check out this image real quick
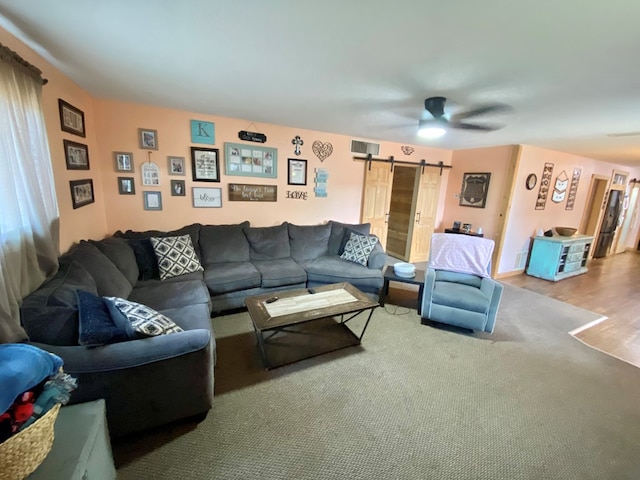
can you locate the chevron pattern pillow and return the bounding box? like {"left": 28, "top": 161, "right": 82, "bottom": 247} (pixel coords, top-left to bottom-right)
{"left": 150, "top": 235, "right": 203, "bottom": 280}
{"left": 340, "top": 232, "right": 378, "bottom": 266}
{"left": 104, "top": 297, "right": 183, "bottom": 336}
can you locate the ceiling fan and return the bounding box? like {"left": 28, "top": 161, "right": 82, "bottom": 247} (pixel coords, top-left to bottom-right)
{"left": 418, "top": 96, "right": 511, "bottom": 138}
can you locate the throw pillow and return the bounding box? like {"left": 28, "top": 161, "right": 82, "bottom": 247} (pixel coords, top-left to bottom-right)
{"left": 149, "top": 235, "right": 203, "bottom": 281}
{"left": 76, "top": 290, "right": 136, "bottom": 346}
{"left": 339, "top": 232, "right": 379, "bottom": 266}
{"left": 104, "top": 297, "right": 183, "bottom": 336}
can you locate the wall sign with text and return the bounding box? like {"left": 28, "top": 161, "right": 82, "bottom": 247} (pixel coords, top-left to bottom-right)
{"left": 228, "top": 183, "right": 277, "bottom": 202}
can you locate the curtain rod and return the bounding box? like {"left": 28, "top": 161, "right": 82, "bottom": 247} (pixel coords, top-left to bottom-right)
{"left": 0, "top": 42, "right": 48, "bottom": 85}
{"left": 353, "top": 154, "right": 452, "bottom": 175}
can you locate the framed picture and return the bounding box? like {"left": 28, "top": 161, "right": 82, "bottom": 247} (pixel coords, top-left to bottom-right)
{"left": 191, "top": 147, "right": 220, "bottom": 182}
{"left": 117, "top": 177, "right": 135, "bottom": 195}
{"left": 168, "top": 156, "right": 186, "bottom": 175}
{"left": 141, "top": 161, "right": 160, "bottom": 186}
{"left": 113, "top": 152, "right": 134, "bottom": 172}
{"left": 459, "top": 172, "right": 491, "bottom": 208}
{"left": 138, "top": 128, "right": 158, "bottom": 150}
{"left": 287, "top": 158, "right": 307, "bottom": 185}
{"left": 143, "top": 191, "right": 162, "bottom": 211}
{"left": 171, "top": 179, "right": 186, "bottom": 196}
{"left": 69, "top": 179, "right": 94, "bottom": 209}
{"left": 63, "top": 139, "right": 90, "bottom": 170}
{"left": 192, "top": 187, "right": 222, "bottom": 208}
{"left": 452, "top": 221, "right": 461, "bottom": 230}
{"left": 58, "top": 99, "right": 85, "bottom": 137}
{"left": 190, "top": 120, "right": 215, "bottom": 145}
{"left": 224, "top": 142, "right": 277, "bottom": 178}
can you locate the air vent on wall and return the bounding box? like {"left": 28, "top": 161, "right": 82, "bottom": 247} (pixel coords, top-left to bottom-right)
{"left": 350, "top": 139, "right": 380, "bottom": 156}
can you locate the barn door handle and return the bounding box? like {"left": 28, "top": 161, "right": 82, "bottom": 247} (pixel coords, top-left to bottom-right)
{"left": 385, "top": 213, "right": 390, "bottom": 224}
{"left": 415, "top": 212, "right": 421, "bottom": 223}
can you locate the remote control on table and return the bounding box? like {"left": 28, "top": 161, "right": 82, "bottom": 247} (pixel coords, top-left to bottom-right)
{"left": 264, "top": 296, "right": 278, "bottom": 304}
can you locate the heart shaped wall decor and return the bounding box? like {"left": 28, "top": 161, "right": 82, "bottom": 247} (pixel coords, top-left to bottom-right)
{"left": 312, "top": 141, "right": 333, "bottom": 162}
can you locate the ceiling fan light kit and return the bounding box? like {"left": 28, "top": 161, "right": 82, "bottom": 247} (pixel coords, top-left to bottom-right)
{"left": 417, "top": 96, "right": 510, "bottom": 137}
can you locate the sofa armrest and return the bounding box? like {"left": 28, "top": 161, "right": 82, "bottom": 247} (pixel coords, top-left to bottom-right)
{"left": 367, "top": 239, "right": 386, "bottom": 270}
{"left": 30, "top": 329, "right": 212, "bottom": 374}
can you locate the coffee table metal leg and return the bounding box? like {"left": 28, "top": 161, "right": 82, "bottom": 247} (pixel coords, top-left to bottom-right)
{"left": 253, "top": 328, "right": 270, "bottom": 369}
{"left": 417, "top": 284, "right": 424, "bottom": 315}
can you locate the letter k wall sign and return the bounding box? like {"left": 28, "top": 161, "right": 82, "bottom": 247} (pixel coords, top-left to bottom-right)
{"left": 190, "top": 120, "right": 215, "bottom": 145}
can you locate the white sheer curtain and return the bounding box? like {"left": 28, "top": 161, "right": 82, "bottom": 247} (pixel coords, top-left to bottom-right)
{"left": 0, "top": 44, "right": 59, "bottom": 343}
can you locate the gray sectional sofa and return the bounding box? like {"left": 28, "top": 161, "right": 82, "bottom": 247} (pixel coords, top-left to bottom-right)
{"left": 19, "top": 220, "right": 385, "bottom": 437}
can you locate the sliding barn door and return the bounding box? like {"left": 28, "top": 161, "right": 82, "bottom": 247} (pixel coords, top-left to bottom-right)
{"left": 361, "top": 162, "right": 393, "bottom": 248}
{"left": 408, "top": 169, "right": 442, "bottom": 262}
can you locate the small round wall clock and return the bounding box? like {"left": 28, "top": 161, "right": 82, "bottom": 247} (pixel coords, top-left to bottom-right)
{"left": 526, "top": 173, "right": 537, "bottom": 190}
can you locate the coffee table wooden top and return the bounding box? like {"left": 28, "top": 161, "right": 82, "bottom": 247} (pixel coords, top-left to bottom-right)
{"left": 245, "top": 282, "right": 378, "bottom": 331}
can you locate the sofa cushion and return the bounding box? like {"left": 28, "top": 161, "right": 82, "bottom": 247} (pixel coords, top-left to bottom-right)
{"left": 127, "top": 238, "right": 160, "bottom": 280}
{"left": 105, "top": 297, "right": 184, "bottom": 336}
{"left": 432, "top": 281, "right": 489, "bottom": 313}
{"left": 340, "top": 232, "right": 379, "bottom": 266}
{"left": 70, "top": 242, "right": 133, "bottom": 298}
{"left": 76, "top": 290, "right": 135, "bottom": 346}
{"left": 199, "top": 222, "right": 250, "bottom": 264}
{"left": 328, "top": 221, "right": 371, "bottom": 256}
{"left": 20, "top": 260, "right": 97, "bottom": 346}
{"left": 288, "top": 223, "right": 331, "bottom": 261}
{"left": 298, "top": 257, "right": 384, "bottom": 290}
{"left": 244, "top": 223, "right": 290, "bottom": 260}
{"left": 89, "top": 237, "right": 139, "bottom": 286}
{"left": 252, "top": 258, "right": 307, "bottom": 288}
{"left": 128, "top": 279, "right": 211, "bottom": 312}
{"left": 150, "top": 235, "right": 203, "bottom": 280}
{"left": 203, "top": 261, "right": 261, "bottom": 294}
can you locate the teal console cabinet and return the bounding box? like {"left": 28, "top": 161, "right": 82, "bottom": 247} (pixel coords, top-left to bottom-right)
{"left": 526, "top": 234, "right": 594, "bottom": 281}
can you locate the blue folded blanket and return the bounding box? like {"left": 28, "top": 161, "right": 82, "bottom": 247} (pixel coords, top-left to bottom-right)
{"left": 0, "top": 344, "right": 63, "bottom": 415}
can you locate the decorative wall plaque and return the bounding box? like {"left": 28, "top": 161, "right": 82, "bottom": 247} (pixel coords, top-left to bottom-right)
{"left": 238, "top": 130, "right": 267, "bottom": 143}
{"left": 228, "top": 183, "right": 277, "bottom": 202}
{"left": 459, "top": 172, "right": 491, "bottom": 208}
{"left": 565, "top": 168, "right": 581, "bottom": 210}
{"left": 535, "top": 162, "right": 554, "bottom": 210}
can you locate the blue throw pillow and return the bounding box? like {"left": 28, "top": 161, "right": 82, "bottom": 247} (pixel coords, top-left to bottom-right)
{"left": 76, "top": 290, "right": 136, "bottom": 346}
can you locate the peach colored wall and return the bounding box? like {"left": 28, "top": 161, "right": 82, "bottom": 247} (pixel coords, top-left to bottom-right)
{"left": 93, "top": 99, "right": 453, "bottom": 234}
{"left": 442, "top": 145, "right": 516, "bottom": 240}
{"left": 0, "top": 26, "right": 108, "bottom": 252}
{"left": 498, "top": 145, "right": 640, "bottom": 274}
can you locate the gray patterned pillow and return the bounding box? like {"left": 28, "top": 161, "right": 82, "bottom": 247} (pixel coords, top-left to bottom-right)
{"left": 340, "top": 232, "right": 379, "bottom": 266}
{"left": 104, "top": 297, "right": 183, "bottom": 336}
{"left": 150, "top": 235, "right": 203, "bottom": 280}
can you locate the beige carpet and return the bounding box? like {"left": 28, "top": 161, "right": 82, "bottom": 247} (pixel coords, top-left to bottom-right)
{"left": 113, "top": 284, "right": 640, "bottom": 480}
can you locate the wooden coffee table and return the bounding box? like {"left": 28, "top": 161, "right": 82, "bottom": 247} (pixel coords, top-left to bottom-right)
{"left": 244, "top": 282, "right": 378, "bottom": 369}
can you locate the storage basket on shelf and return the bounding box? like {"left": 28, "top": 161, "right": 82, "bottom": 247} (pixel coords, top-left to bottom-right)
{"left": 0, "top": 403, "right": 60, "bottom": 480}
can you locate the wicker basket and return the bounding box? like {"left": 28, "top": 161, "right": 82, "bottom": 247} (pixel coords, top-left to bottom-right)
{"left": 0, "top": 403, "right": 60, "bottom": 480}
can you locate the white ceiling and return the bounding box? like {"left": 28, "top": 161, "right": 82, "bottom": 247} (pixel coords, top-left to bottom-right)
{"left": 2, "top": 0, "right": 640, "bottom": 166}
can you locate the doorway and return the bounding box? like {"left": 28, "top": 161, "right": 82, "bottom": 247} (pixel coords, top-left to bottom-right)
{"left": 386, "top": 166, "right": 418, "bottom": 260}
{"left": 580, "top": 175, "right": 608, "bottom": 257}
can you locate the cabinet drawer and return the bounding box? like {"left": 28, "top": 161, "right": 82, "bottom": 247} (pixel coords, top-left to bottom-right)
{"left": 569, "top": 242, "right": 586, "bottom": 253}
{"left": 567, "top": 252, "right": 583, "bottom": 263}
{"left": 565, "top": 262, "right": 582, "bottom": 272}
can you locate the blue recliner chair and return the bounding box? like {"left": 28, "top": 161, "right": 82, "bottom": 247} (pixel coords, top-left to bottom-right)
{"left": 420, "top": 233, "right": 504, "bottom": 333}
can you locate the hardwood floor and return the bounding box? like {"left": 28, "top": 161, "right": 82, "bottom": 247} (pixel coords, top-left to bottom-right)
{"left": 502, "top": 250, "right": 640, "bottom": 368}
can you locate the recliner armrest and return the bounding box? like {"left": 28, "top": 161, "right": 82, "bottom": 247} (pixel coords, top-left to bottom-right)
{"left": 420, "top": 267, "right": 437, "bottom": 317}
{"left": 480, "top": 277, "right": 504, "bottom": 333}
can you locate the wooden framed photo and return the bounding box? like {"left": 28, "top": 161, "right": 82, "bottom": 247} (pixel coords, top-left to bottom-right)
{"left": 69, "top": 179, "right": 94, "bottom": 209}
{"left": 287, "top": 158, "right": 307, "bottom": 185}
{"left": 58, "top": 99, "right": 85, "bottom": 137}
{"left": 224, "top": 142, "right": 277, "bottom": 178}
{"left": 63, "top": 139, "right": 90, "bottom": 170}
{"left": 171, "top": 179, "right": 186, "bottom": 196}
{"left": 143, "top": 191, "right": 162, "bottom": 211}
{"left": 192, "top": 187, "right": 222, "bottom": 208}
{"left": 138, "top": 128, "right": 158, "bottom": 150}
{"left": 117, "top": 177, "right": 135, "bottom": 195}
{"left": 191, "top": 147, "right": 220, "bottom": 182}
{"left": 168, "top": 156, "right": 186, "bottom": 175}
{"left": 114, "top": 152, "right": 134, "bottom": 172}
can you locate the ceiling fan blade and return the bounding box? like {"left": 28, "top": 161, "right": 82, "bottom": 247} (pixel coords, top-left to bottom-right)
{"left": 450, "top": 121, "right": 502, "bottom": 131}
{"left": 450, "top": 103, "right": 512, "bottom": 122}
